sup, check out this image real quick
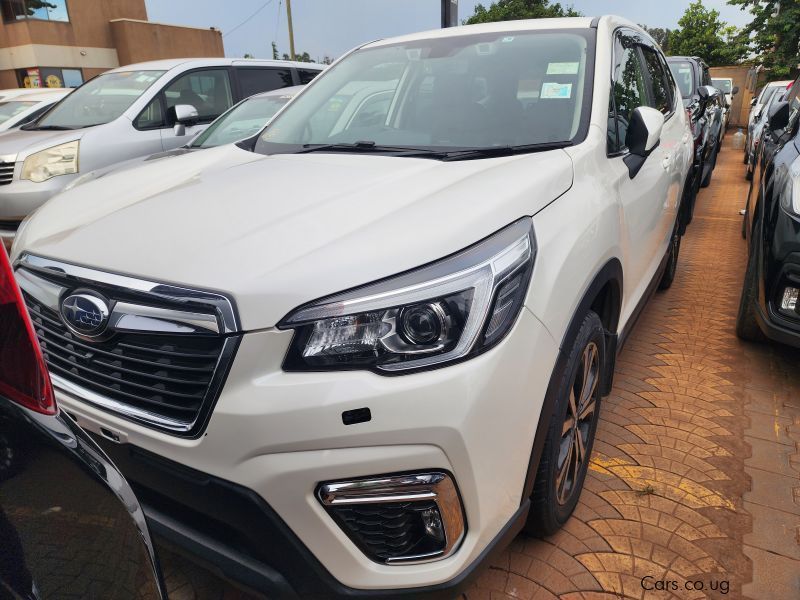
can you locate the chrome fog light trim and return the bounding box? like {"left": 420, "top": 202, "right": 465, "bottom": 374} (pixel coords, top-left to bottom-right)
{"left": 318, "top": 471, "right": 466, "bottom": 564}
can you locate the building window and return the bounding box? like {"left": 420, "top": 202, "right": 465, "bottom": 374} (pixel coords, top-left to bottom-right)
{"left": 1, "top": 0, "right": 69, "bottom": 23}
{"left": 17, "top": 67, "right": 82, "bottom": 88}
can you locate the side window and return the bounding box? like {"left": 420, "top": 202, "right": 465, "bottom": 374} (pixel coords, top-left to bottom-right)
{"left": 134, "top": 96, "right": 164, "bottom": 129}
{"left": 785, "top": 81, "right": 800, "bottom": 133}
{"left": 609, "top": 32, "right": 648, "bottom": 153}
{"left": 641, "top": 46, "right": 673, "bottom": 115}
{"left": 297, "top": 69, "right": 321, "bottom": 85}
{"left": 164, "top": 69, "right": 233, "bottom": 123}
{"left": 237, "top": 68, "right": 293, "bottom": 98}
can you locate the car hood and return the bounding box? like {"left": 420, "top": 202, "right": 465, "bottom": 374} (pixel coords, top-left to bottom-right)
{"left": 0, "top": 127, "right": 82, "bottom": 160}
{"left": 15, "top": 144, "right": 574, "bottom": 331}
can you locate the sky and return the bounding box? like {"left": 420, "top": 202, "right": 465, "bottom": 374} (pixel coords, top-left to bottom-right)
{"left": 144, "top": 0, "right": 753, "bottom": 63}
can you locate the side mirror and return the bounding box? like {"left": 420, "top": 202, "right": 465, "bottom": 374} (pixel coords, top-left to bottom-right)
{"left": 750, "top": 97, "right": 757, "bottom": 107}
{"left": 768, "top": 100, "right": 790, "bottom": 132}
{"left": 732, "top": 86, "right": 739, "bottom": 95}
{"left": 623, "top": 106, "right": 665, "bottom": 178}
{"left": 167, "top": 104, "right": 199, "bottom": 136}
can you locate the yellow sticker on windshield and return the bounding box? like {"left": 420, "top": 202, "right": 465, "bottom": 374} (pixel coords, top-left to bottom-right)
{"left": 547, "top": 62, "right": 579, "bottom": 75}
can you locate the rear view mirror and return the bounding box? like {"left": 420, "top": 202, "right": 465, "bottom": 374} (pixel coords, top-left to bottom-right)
{"left": 732, "top": 86, "right": 739, "bottom": 95}
{"left": 768, "top": 100, "right": 790, "bottom": 132}
{"left": 624, "top": 106, "right": 665, "bottom": 178}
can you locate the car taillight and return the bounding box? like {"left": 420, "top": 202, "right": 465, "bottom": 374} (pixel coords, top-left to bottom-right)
{"left": 0, "top": 249, "right": 55, "bottom": 414}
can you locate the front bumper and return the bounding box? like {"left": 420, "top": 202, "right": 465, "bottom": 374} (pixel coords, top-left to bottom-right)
{"left": 755, "top": 208, "right": 800, "bottom": 348}
{"left": 0, "top": 170, "right": 79, "bottom": 221}
{"left": 55, "top": 307, "right": 559, "bottom": 594}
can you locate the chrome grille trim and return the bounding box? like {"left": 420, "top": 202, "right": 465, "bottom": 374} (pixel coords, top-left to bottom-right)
{"left": 17, "top": 253, "right": 239, "bottom": 333}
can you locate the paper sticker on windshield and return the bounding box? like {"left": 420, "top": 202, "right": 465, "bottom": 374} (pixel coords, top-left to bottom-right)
{"left": 541, "top": 82, "right": 572, "bottom": 99}
{"left": 547, "top": 62, "right": 579, "bottom": 75}
{"left": 502, "top": 36, "right": 515, "bottom": 43}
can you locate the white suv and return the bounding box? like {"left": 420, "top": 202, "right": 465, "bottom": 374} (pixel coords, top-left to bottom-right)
{"left": 12, "top": 16, "right": 692, "bottom": 599}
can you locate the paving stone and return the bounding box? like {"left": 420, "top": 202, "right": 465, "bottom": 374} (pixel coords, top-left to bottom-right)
{"left": 744, "top": 467, "right": 800, "bottom": 516}
{"left": 742, "top": 501, "right": 800, "bottom": 560}
{"left": 744, "top": 436, "right": 798, "bottom": 477}
{"left": 742, "top": 545, "right": 800, "bottom": 599}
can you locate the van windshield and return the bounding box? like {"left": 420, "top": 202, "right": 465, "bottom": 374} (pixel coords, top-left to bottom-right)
{"left": 31, "top": 70, "right": 165, "bottom": 130}
{"left": 255, "top": 29, "right": 592, "bottom": 156}
{"left": 0, "top": 101, "right": 36, "bottom": 124}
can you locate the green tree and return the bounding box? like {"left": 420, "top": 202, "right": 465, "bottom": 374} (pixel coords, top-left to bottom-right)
{"left": 272, "top": 41, "right": 279, "bottom": 60}
{"left": 640, "top": 25, "right": 672, "bottom": 53}
{"left": 464, "top": 0, "right": 581, "bottom": 24}
{"left": 25, "top": 0, "right": 56, "bottom": 14}
{"left": 728, "top": 0, "right": 800, "bottom": 79}
{"left": 669, "top": 0, "right": 749, "bottom": 66}
{"left": 282, "top": 51, "right": 313, "bottom": 63}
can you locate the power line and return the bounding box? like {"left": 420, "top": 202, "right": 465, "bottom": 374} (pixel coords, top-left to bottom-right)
{"left": 223, "top": 0, "right": 273, "bottom": 38}
{"left": 273, "top": 0, "right": 283, "bottom": 46}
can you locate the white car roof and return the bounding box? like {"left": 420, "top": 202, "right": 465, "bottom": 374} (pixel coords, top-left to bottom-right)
{"left": 364, "top": 16, "right": 608, "bottom": 49}
{"left": 765, "top": 80, "right": 793, "bottom": 88}
{"left": 0, "top": 88, "right": 43, "bottom": 100}
{"left": 107, "top": 58, "right": 325, "bottom": 74}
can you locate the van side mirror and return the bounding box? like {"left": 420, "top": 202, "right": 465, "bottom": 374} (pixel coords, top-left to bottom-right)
{"left": 732, "top": 86, "right": 739, "bottom": 95}
{"left": 750, "top": 97, "right": 757, "bottom": 107}
{"left": 768, "top": 100, "right": 790, "bottom": 132}
{"left": 167, "top": 104, "right": 199, "bottom": 136}
{"left": 623, "top": 106, "right": 665, "bottom": 178}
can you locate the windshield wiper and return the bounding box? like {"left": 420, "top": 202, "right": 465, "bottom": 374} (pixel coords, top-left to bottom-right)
{"left": 441, "top": 141, "right": 573, "bottom": 161}
{"left": 20, "top": 124, "right": 74, "bottom": 131}
{"left": 291, "top": 141, "right": 447, "bottom": 158}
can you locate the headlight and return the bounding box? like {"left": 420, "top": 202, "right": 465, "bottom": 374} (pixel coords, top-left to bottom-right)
{"left": 21, "top": 141, "right": 79, "bottom": 183}
{"left": 279, "top": 219, "right": 535, "bottom": 373}
{"left": 782, "top": 155, "right": 800, "bottom": 216}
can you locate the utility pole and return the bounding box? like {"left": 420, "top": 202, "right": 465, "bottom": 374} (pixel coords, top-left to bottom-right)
{"left": 286, "top": 0, "right": 296, "bottom": 61}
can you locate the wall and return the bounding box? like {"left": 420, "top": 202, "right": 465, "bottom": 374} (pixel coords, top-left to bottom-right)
{"left": 110, "top": 19, "right": 223, "bottom": 66}
{"left": 0, "top": 0, "right": 147, "bottom": 49}
{"left": 710, "top": 66, "right": 753, "bottom": 128}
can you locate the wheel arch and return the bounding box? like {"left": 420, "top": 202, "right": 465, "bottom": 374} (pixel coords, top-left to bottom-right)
{"left": 520, "top": 257, "right": 623, "bottom": 509}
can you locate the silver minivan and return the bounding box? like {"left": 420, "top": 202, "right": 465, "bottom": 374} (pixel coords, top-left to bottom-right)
{"left": 0, "top": 58, "right": 323, "bottom": 243}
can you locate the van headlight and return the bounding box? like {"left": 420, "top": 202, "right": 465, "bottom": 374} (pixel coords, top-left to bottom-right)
{"left": 279, "top": 219, "right": 535, "bottom": 373}
{"left": 21, "top": 140, "right": 79, "bottom": 183}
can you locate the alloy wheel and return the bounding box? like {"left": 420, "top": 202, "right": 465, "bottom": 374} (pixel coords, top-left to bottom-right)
{"left": 556, "top": 341, "right": 599, "bottom": 505}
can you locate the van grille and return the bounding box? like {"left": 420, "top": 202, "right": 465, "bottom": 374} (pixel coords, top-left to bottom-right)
{"left": 0, "top": 161, "right": 14, "bottom": 186}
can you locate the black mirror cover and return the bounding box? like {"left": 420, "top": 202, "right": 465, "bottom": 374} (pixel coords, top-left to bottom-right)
{"left": 768, "top": 100, "right": 790, "bottom": 132}
{"left": 732, "top": 86, "right": 739, "bottom": 95}
{"left": 698, "top": 86, "right": 710, "bottom": 100}
{"left": 625, "top": 109, "right": 649, "bottom": 157}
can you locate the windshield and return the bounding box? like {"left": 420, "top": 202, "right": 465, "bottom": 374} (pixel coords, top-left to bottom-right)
{"left": 0, "top": 101, "right": 37, "bottom": 124}
{"left": 711, "top": 79, "right": 732, "bottom": 93}
{"left": 255, "top": 29, "right": 591, "bottom": 155}
{"left": 34, "top": 70, "right": 165, "bottom": 129}
{"left": 190, "top": 94, "right": 294, "bottom": 148}
{"left": 668, "top": 61, "right": 694, "bottom": 99}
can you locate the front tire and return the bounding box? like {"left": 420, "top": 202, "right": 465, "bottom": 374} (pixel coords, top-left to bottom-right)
{"left": 526, "top": 311, "right": 605, "bottom": 536}
{"left": 736, "top": 226, "right": 766, "bottom": 342}
{"left": 701, "top": 142, "right": 719, "bottom": 188}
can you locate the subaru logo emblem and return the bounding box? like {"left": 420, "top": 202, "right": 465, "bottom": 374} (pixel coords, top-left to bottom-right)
{"left": 60, "top": 293, "right": 110, "bottom": 336}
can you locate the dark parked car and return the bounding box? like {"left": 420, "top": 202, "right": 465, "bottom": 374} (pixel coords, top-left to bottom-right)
{"left": 667, "top": 56, "right": 724, "bottom": 221}
{"left": 0, "top": 247, "right": 165, "bottom": 599}
{"left": 737, "top": 75, "right": 800, "bottom": 346}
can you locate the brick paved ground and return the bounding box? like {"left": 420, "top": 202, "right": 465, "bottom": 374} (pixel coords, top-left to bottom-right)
{"left": 162, "top": 137, "right": 800, "bottom": 599}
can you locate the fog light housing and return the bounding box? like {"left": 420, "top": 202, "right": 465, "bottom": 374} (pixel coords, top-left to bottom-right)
{"left": 781, "top": 286, "right": 799, "bottom": 312}
{"left": 318, "top": 472, "right": 465, "bottom": 564}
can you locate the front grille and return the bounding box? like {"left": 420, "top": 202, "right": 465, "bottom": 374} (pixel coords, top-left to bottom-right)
{"left": 0, "top": 161, "right": 14, "bottom": 186}
{"left": 25, "top": 293, "right": 230, "bottom": 428}
{"left": 15, "top": 255, "right": 240, "bottom": 436}
{"left": 330, "top": 501, "right": 440, "bottom": 561}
